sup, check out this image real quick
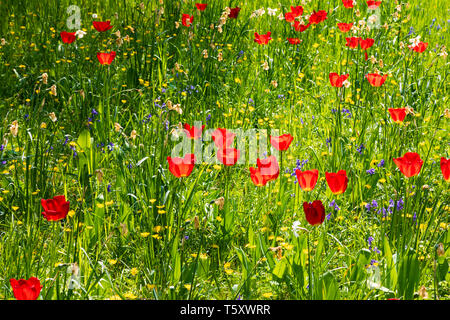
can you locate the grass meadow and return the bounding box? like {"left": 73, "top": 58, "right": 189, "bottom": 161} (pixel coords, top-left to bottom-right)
{"left": 0, "top": 0, "right": 449, "bottom": 300}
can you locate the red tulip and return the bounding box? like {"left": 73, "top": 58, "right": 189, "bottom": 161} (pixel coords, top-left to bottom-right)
{"left": 182, "top": 14, "right": 194, "bottom": 27}
{"left": 60, "top": 31, "right": 76, "bottom": 44}
{"left": 249, "top": 167, "right": 270, "bottom": 186}
{"left": 195, "top": 3, "right": 207, "bottom": 11}
{"left": 309, "top": 10, "right": 327, "bottom": 24}
{"left": 360, "top": 38, "right": 375, "bottom": 50}
{"left": 285, "top": 12, "right": 296, "bottom": 23}
{"left": 393, "top": 152, "right": 423, "bottom": 178}
{"left": 228, "top": 7, "right": 241, "bottom": 19}
{"left": 367, "top": 0, "right": 382, "bottom": 9}
{"left": 303, "top": 200, "right": 325, "bottom": 226}
{"left": 183, "top": 123, "right": 205, "bottom": 139}
{"left": 270, "top": 134, "right": 293, "bottom": 151}
{"left": 287, "top": 37, "right": 302, "bottom": 45}
{"left": 342, "top": 0, "right": 354, "bottom": 8}
{"left": 440, "top": 158, "right": 450, "bottom": 182}
{"left": 296, "top": 169, "right": 319, "bottom": 191}
{"left": 254, "top": 32, "right": 272, "bottom": 45}
{"left": 10, "top": 277, "right": 42, "bottom": 300}
{"left": 217, "top": 148, "right": 240, "bottom": 166}
{"left": 167, "top": 153, "right": 196, "bottom": 178}
{"left": 325, "top": 170, "right": 348, "bottom": 195}
{"left": 41, "top": 195, "right": 70, "bottom": 221}
{"left": 290, "top": 6, "right": 304, "bottom": 17}
{"left": 337, "top": 23, "right": 353, "bottom": 33}
{"left": 346, "top": 37, "right": 360, "bottom": 49}
{"left": 257, "top": 155, "right": 280, "bottom": 182}
{"left": 408, "top": 42, "right": 428, "bottom": 53}
{"left": 329, "top": 73, "right": 349, "bottom": 87}
{"left": 294, "top": 21, "right": 311, "bottom": 32}
{"left": 97, "top": 51, "right": 116, "bottom": 65}
{"left": 388, "top": 108, "right": 407, "bottom": 123}
{"left": 211, "top": 128, "right": 235, "bottom": 149}
{"left": 93, "top": 21, "right": 113, "bottom": 32}
{"left": 366, "top": 73, "right": 388, "bottom": 87}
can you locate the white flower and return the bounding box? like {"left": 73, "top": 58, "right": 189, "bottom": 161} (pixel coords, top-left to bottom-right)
{"left": 267, "top": 8, "right": 278, "bottom": 16}
{"left": 92, "top": 13, "right": 98, "bottom": 19}
{"left": 409, "top": 35, "right": 421, "bottom": 47}
{"left": 75, "top": 30, "right": 86, "bottom": 39}
{"left": 277, "top": 13, "right": 284, "bottom": 20}
{"left": 292, "top": 221, "right": 307, "bottom": 237}
{"left": 368, "top": 15, "right": 378, "bottom": 24}
{"left": 343, "top": 80, "right": 351, "bottom": 88}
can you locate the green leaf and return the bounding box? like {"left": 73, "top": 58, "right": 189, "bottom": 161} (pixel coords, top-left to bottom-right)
{"left": 272, "top": 258, "right": 287, "bottom": 280}
{"left": 77, "top": 129, "right": 92, "bottom": 151}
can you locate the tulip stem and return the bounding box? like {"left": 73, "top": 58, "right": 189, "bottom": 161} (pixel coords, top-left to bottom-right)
{"left": 307, "top": 229, "right": 313, "bottom": 300}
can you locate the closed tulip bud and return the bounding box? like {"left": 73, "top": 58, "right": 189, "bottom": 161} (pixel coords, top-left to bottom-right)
{"left": 41, "top": 72, "right": 48, "bottom": 84}
{"left": 50, "top": 84, "right": 57, "bottom": 96}
{"left": 95, "top": 169, "right": 104, "bottom": 183}
{"left": 114, "top": 123, "right": 122, "bottom": 132}
{"left": 215, "top": 197, "right": 225, "bottom": 210}
{"left": 444, "top": 109, "right": 450, "bottom": 118}
{"left": 418, "top": 286, "right": 428, "bottom": 299}
{"left": 49, "top": 112, "right": 57, "bottom": 122}
{"left": 10, "top": 120, "right": 19, "bottom": 137}
{"left": 193, "top": 215, "right": 200, "bottom": 229}
{"left": 437, "top": 243, "right": 445, "bottom": 257}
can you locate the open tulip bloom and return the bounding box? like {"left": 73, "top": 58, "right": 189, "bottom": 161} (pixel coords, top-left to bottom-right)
{"left": 329, "top": 73, "right": 349, "bottom": 87}
{"left": 296, "top": 169, "right": 319, "bottom": 191}
{"left": 217, "top": 148, "right": 240, "bottom": 166}
{"left": 257, "top": 156, "right": 280, "bottom": 181}
{"left": 337, "top": 23, "right": 353, "bottom": 33}
{"left": 408, "top": 41, "right": 428, "bottom": 53}
{"left": 195, "top": 3, "right": 207, "bottom": 11}
{"left": 228, "top": 7, "right": 241, "bottom": 19}
{"left": 393, "top": 152, "right": 423, "bottom": 178}
{"left": 183, "top": 123, "right": 205, "bottom": 139}
{"left": 97, "top": 51, "right": 116, "bottom": 65}
{"left": 249, "top": 167, "right": 270, "bottom": 187}
{"left": 270, "top": 134, "right": 293, "bottom": 151}
{"left": 10, "top": 277, "right": 42, "bottom": 300}
{"left": 60, "top": 31, "right": 76, "bottom": 44}
{"left": 249, "top": 156, "right": 280, "bottom": 186}
{"left": 254, "top": 32, "right": 272, "bottom": 45}
{"left": 440, "top": 158, "right": 450, "bottom": 182}
{"left": 182, "top": 14, "right": 194, "bottom": 27}
{"left": 93, "top": 20, "right": 113, "bottom": 32}
{"left": 325, "top": 170, "right": 349, "bottom": 195}
{"left": 388, "top": 108, "right": 407, "bottom": 123}
{"left": 167, "top": 153, "right": 196, "bottom": 178}
{"left": 211, "top": 128, "right": 236, "bottom": 149}
{"left": 41, "top": 195, "right": 70, "bottom": 221}
{"left": 366, "top": 73, "right": 388, "bottom": 87}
